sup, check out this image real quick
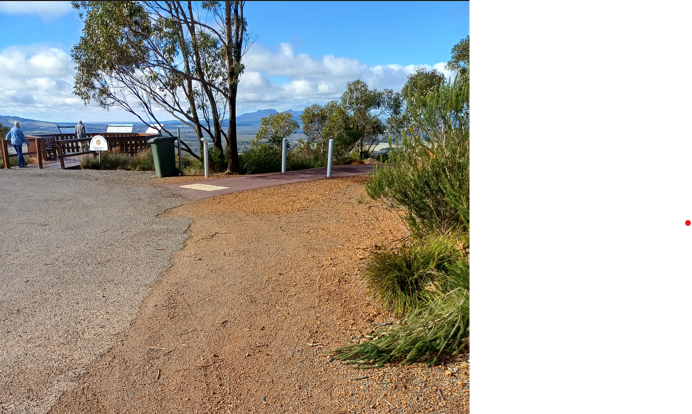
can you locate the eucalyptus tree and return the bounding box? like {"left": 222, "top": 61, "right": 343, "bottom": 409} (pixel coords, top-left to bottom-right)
{"left": 71, "top": 1, "right": 250, "bottom": 171}
{"left": 300, "top": 82, "right": 402, "bottom": 161}
{"left": 447, "top": 36, "right": 470, "bottom": 79}
{"left": 340, "top": 80, "right": 402, "bottom": 159}
{"left": 255, "top": 112, "right": 299, "bottom": 148}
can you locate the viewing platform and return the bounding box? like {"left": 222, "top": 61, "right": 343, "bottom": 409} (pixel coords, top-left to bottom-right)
{"left": 1, "top": 132, "right": 159, "bottom": 170}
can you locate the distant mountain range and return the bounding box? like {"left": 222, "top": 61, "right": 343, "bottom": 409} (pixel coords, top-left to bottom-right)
{"left": 0, "top": 109, "right": 304, "bottom": 136}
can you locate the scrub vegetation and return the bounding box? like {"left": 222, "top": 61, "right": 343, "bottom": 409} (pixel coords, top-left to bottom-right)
{"left": 332, "top": 36, "right": 470, "bottom": 367}
{"left": 80, "top": 150, "right": 155, "bottom": 171}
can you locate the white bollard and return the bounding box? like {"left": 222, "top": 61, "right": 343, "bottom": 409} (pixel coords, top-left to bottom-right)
{"left": 202, "top": 138, "right": 209, "bottom": 178}
{"left": 281, "top": 137, "right": 288, "bottom": 173}
{"left": 327, "top": 139, "right": 334, "bottom": 178}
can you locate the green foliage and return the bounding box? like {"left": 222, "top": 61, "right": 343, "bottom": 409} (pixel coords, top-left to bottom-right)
{"left": 401, "top": 68, "right": 445, "bottom": 100}
{"left": 0, "top": 122, "right": 10, "bottom": 139}
{"left": 191, "top": 145, "right": 227, "bottom": 174}
{"left": 367, "top": 74, "right": 470, "bottom": 237}
{"left": 80, "top": 151, "right": 131, "bottom": 170}
{"left": 364, "top": 236, "right": 463, "bottom": 316}
{"left": 447, "top": 36, "right": 470, "bottom": 77}
{"left": 0, "top": 153, "right": 34, "bottom": 168}
{"left": 129, "top": 149, "right": 155, "bottom": 171}
{"left": 300, "top": 83, "right": 402, "bottom": 162}
{"left": 177, "top": 153, "right": 201, "bottom": 175}
{"left": 238, "top": 144, "right": 281, "bottom": 174}
{"left": 333, "top": 39, "right": 471, "bottom": 368}
{"left": 72, "top": 1, "right": 249, "bottom": 170}
{"left": 255, "top": 112, "right": 299, "bottom": 148}
{"left": 287, "top": 151, "right": 322, "bottom": 170}
{"left": 332, "top": 278, "right": 469, "bottom": 368}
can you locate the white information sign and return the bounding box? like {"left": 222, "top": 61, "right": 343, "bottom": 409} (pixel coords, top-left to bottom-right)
{"left": 89, "top": 135, "right": 108, "bottom": 151}
{"left": 145, "top": 124, "right": 164, "bottom": 134}
{"left": 106, "top": 124, "right": 133, "bottom": 133}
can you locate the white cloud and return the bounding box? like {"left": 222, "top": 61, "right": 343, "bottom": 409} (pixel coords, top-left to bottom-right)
{"left": 0, "top": 46, "right": 112, "bottom": 121}
{"left": 236, "top": 42, "right": 451, "bottom": 113}
{"left": 0, "top": 41, "right": 455, "bottom": 122}
{"left": 0, "top": 1, "right": 72, "bottom": 19}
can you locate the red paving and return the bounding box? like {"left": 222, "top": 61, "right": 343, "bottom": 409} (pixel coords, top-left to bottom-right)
{"left": 158, "top": 164, "right": 377, "bottom": 201}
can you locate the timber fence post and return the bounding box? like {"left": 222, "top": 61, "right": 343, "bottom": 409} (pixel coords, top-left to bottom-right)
{"left": 36, "top": 139, "right": 43, "bottom": 169}
{"left": 56, "top": 143, "right": 65, "bottom": 169}
{"left": 1, "top": 139, "right": 9, "bottom": 169}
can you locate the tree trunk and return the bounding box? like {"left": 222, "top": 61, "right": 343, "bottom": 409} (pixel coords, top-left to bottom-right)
{"left": 227, "top": 86, "right": 240, "bottom": 172}
{"left": 185, "top": 0, "right": 224, "bottom": 152}
{"left": 223, "top": 0, "right": 242, "bottom": 173}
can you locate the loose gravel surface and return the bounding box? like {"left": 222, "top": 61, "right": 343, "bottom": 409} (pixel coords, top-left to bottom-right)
{"left": 47, "top": 175, "right": 470, "bottom": 413}
{"left": 0, "top": 169, "right": 191, "bottom": 414}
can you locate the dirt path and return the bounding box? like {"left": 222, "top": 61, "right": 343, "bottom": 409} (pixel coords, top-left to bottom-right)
{"left": 47, "top": 176, "right": 469, "bottom": 413}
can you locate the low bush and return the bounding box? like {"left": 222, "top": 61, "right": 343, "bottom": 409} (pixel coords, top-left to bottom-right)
{"left": 332, "top": 281, "right": 469, "bottom": 367}
{"left": 191, "top": 146, "right": 227, "bottom": 174}
{"left": 366, "top": 74, "right": 469, "bottom": 237}
{"left": 79, "top": 150, "right": 141, "bottom": 170}
{"left": 287, "top": 151, "right": 322, "bottom": 170}
{"left": 177, "top": 153, "right": 202, "bottom": 175}
{"left": 239, "top": 144, "right": 281, "bottom": 174}
{"left": 333, "top": 72, "right": 471, "bottom": 367}
{"left": 0, "top": 154, "right": 33, "bottom": 168}
{"left": 364, "top": 235, "right": 463, "bottom": 316}
{"left": 129, "top": 149, "right": 155, "bottom": 171}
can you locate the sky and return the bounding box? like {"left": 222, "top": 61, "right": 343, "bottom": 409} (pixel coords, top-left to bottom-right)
{"left": 0, "top": 1, "right": 469, "bottom": 123}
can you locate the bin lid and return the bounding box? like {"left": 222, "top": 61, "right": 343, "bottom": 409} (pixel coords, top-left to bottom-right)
{"left": 147, "top": 136, "right": 177, "bottom": 144}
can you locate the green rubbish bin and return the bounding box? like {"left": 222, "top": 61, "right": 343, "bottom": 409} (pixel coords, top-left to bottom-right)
{"left": 148, "top": 136, "right": 178, "bottom": 177}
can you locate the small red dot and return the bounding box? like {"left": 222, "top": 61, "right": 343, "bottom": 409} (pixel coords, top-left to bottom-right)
{"left": 686, "top": 220, "right": 691, "bottom": 226}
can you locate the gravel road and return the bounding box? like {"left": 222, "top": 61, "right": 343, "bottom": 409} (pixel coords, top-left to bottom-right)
{"left": 0, "top": 169, "right": 190, "bottom": 414}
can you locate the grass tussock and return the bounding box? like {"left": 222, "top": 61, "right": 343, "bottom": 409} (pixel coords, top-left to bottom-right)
{"left": 0, "top": 155, "right": 34, "bottom": 168}
{"left": 80, "top": 150, "right": 156, "bottom": 171}
{"left": 80, "top": 151, "right": 132, "bottom": 170}
{"left": 129, "top": 149, "right": 155, "bottom": 171}
{"left": 333, "top": 70, "right": 470, "bottom": 367}
{"left": 332, "top": 272, "right": 469, "bottom": 368}
{"left": 364, "top": 235, "right": 463, "bottom": 316}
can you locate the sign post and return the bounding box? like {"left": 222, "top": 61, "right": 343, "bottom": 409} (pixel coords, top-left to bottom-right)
{"left": 89, "top": 135, "right": 108, "bottom": 165}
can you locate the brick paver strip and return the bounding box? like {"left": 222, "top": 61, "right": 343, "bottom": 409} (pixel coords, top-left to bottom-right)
{"left": 158, "top": 164, "right": 376, "bottom": 201}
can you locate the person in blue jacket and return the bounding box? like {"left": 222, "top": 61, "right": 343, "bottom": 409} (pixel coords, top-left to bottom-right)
{"left": 5, "top": 121, "right": 30, "bottom": 167}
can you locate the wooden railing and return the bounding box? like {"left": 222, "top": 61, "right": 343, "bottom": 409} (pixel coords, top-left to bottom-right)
{"left": 23, "top": 133, "right": 158, "bottom": 169}
{"left": 1, "top": 138, "right": 44, "bottom": 169}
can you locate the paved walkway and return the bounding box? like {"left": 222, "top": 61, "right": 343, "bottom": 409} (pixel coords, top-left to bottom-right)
{"left": 158, "top": 164, "right": 376, "bottom": 201}
{"left": 0, "top": 169, "right": 190, "bottom": 414}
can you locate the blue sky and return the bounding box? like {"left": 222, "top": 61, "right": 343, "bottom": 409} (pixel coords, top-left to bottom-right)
{"left": 0, "top": 1, "right": 469, "bottom": 122}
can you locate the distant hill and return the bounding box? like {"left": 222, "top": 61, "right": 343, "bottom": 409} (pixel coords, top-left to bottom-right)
{"left": 1, "top": 110, "right": 305, "bottom": 153}
{"left": 160, "top": 109, "right": 304, "bottom": 128}
{"left": 1, "top": 109, "right": 303, "bottom": 134}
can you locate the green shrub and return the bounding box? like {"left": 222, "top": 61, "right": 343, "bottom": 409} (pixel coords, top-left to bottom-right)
{"left": 332, "top": 282, "right": 469, "bottom": 367}
{"left": 376, "top": 151, "right": 389, "bottom": 163}
{"left": 366, "top": 74, "right": 469, "bottom": 237}
{"left": 364, "top": 235, "right": 463, "bottom": 316}
{"left": 79, "top": 154, "right": 100, "bottom": 169}
{"left": 287, "top": 151, "right": 322, "bottom": 170}
{"left": 191, "top": 145, "right": 227, "bottom": 174}
{"left": 79, "top": 151, "right": 131, "bottom": 170}
{"left": 129, "top": 149, "right": 155, "bottom": 171}
{"left": 239, "top": 144, "right": 281, "bottom": 174}
{"left": 0, "top": 154, "right": 33, "bottom": 168}
{"left": 177, "top": 153, "right": 202, "bottom": 175}
{"left": 334, "top": 73, "right": 471, "bottom": 367}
